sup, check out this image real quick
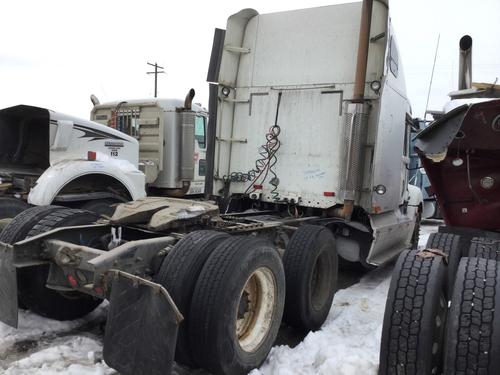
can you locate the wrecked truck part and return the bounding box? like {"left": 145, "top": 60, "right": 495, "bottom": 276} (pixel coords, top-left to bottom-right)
{"left": 189, "top": 236, "right": 285, "bottom": 375}
{"left": 415, "top": 99, "right": 500, "bottom": 230}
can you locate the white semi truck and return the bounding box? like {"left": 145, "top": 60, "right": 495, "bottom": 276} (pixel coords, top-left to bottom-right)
{"left": 0, "top": 1, "right": 422, "bottom": 375}
{"left": 0, "top": 90, "right": 207, "bottom": 225}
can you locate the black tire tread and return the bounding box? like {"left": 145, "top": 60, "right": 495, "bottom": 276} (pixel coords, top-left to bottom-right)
{"left": 445, "top": 257, "right": 500, "bottom": 374}
{"left": 0, "top": 205, "right": 65, "bottom": 244}
{"left": 427, "top": 232, "right": 462, "bottom": 296}
{"left": 380, "top": 249, "right": 447, "bottom": 375}
{"left": 426, "top": 232, "right": 459, "bottom": 255}
{"left": 155, "top": 230, "right": 228, "bottom": 366}
{"left": 189, "top": 237, "right": 249, "bottom": 366}
{"left": 282, "top": 224, "right": 337, "bottom": 331}
{"left": 468, "top": 236, "right": 500, "bottom": 261}
{"left": 189, "top": 236, "right": 284, "bottom": 375}
{"left": 27, "top": 208, "right": 95, "bottom": 237}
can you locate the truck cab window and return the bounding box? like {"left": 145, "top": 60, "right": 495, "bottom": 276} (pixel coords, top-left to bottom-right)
{"left": 195, "top": 115, "right": 206, "bottom": 148}
{"left": 389, "top": 37, "right": 398, "bottom": 77}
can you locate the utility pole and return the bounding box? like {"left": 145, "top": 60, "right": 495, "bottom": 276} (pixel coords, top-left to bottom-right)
{"left": 146, "top": 62, "right": 165, "bottom": 98}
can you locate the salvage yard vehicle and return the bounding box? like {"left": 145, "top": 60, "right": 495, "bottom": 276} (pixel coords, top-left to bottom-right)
{"left": 380, "top": 35, "right": 500, "bottom": 375}
{"left": 0, "top": 1, "right": 422, "bottom": 374}
{"left": 90, "top": 90, "right": 208, "bottom": 197}
{"left": 0, "top": 90, "right": 207, "bottom": 226}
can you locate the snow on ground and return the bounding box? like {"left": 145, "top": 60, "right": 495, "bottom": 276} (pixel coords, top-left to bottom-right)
{"left": 252, "top": 222, "right": 437, "bottom": 375}
{"left": 0, "top": 224, "right": 438, "bottom": 375}
{"left": 0, "top": 304, "right": 112, "bottom": 374}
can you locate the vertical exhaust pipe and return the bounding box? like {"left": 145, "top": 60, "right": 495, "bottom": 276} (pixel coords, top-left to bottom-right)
{"left": 352, "top": 0, "right": 373, "bottom": 103}
{"left": 339, "top": 0, "right": 373, "bottom": 220}
{"left": 184, "top": 88, "right": 196, "bottom": 110}
{"left": 458, "top": 35, "right": 472, "bottom": 90}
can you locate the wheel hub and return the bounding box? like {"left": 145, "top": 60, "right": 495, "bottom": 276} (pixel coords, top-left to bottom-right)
{"left": 235, "top": 267, "right": 276, "bottom": 353}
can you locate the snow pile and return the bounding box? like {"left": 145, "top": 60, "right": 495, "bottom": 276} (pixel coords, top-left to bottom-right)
{"left": 253, "top": 268, "right": 391, "bottom": 375}
{"left": 0, "top": 305, "right": 110, "bottom": 374}
{"left": 4, "top": 336, "right": 111, "bottom": 375}
{"left": 253, "top": 224, "right": 436, "bottom": 375}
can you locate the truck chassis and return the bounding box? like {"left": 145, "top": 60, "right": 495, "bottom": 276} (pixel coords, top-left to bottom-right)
{"left": 0, "top": 198, "right": 334, "bottom": 375}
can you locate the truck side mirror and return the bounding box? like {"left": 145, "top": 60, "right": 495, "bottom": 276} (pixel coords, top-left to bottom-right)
{"left": 51, "top": 120, "right": 74, "bottom": 151}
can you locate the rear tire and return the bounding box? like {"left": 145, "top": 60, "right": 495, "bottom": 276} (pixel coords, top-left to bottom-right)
{"left": 427, "top": 232, "right": 462, "bottom": 297}
{"left": 0, "top": 206, "right": 102, "bottom": 321}
{"left": 155, "top": 230, "right": 229, "bottom": 367}
{"left": 189, "top": 236, "right": 285, "bottom": 375}
{"left": 0, "top": 205, "right": 64, "bottom": 243}
{"left": 379, "top": 249, "right": 448, "bottom": 375}
{"left": 0, "top": 197, "right": 29, "bottom": 232}
{"left": 444, "top": 257, "right": 500, "bottom": 374}
{"left": 282, "top": 224, "right": 338, "bottom": 331}
{"left": 468, "top": 236, "right": 500, "bottom": 260}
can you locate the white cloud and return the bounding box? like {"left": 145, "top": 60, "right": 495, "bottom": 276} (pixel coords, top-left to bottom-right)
{"left": 0, "top": 0, "right": 498, "bottom": 119}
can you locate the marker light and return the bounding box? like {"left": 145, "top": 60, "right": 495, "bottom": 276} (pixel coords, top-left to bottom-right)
{"left": 370, "top": 80, "right": 381, "bottom": 92}
{"left": 374, "top": 184, "right": 387, "bottom": 195}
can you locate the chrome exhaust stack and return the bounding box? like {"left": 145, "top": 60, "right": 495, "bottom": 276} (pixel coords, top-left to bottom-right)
{"left": 458, "top": 35, "right": 472, "bottom": 90}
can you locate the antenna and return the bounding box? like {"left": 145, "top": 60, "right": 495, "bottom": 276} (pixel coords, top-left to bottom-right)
{"left": 146, "top": 62, "right": 165, "bottom": 98}
{"left": 423, "top": 34, "right": 440, "bottom": 120}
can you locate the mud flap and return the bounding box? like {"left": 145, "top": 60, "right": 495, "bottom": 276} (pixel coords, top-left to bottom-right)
{"left": 103, "top": 270, "right": 183, "bottom": 375}
{"left": 0, "top": 243, "right": 18, "bottom": 328}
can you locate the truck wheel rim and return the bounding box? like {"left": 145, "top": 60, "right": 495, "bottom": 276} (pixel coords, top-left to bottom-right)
{"left": 236, "top": 267, "right": 276, "bottom": 352}
{"left": 311, "top": 248, "right": 331, "bottom": 311}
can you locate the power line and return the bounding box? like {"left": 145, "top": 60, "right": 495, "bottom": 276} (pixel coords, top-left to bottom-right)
{"left": 146, "top": 62, "right": 165, "bottom": 98}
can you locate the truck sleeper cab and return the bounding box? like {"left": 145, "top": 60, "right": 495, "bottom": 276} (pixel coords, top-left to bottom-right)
{"left": 207, "top": 2, "right": 422, "bottom": 266}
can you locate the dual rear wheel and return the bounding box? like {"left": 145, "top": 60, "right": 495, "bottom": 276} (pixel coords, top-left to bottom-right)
{"left": 2, "top": 205, "right": 338, "bottom": 375}
{"left": 157, "top": 224, "right": 338, "bottom": 374}
{"left": 380, "top": 233, "right": 500, "bottom": 375}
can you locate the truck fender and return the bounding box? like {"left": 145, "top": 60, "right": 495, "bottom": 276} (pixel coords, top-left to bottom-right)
{"left": 407, "top": 184, "right": 424, "bottom": 215}
{"left": 28, "top": 159, "right": 146, "bottom": 206}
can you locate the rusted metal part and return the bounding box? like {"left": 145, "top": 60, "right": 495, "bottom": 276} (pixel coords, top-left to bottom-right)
{"left": 352, "top": 0, "right": 373, "bottom": 102}
{"left": 110, "top": 197, "right": 219, "bottom": 231}
{"left": 417, "top": 248, "right": 448, "bottom": 264}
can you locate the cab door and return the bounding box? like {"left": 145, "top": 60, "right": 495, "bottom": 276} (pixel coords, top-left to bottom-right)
{"left": 188, "top": 113, "right": 207, "bottom": 194}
